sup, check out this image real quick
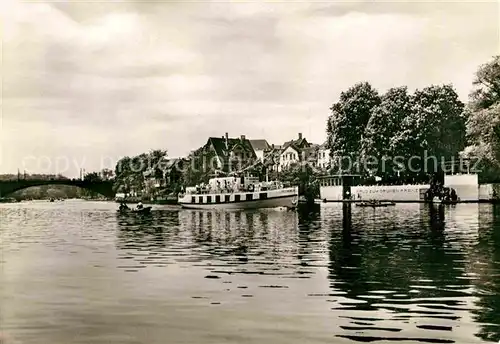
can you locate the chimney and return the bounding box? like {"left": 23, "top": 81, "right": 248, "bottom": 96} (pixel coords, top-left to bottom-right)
{"left": 298, "top": 133, "right": 303, "bottom": 140}
{"left": 240, "top": 135, "right": 246, "bottom": 141}
{"left": 223, "top": 133, "right": 229, "bottom": 151}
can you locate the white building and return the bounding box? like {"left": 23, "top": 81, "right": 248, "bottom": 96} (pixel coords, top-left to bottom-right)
{"left": 278, "top": 133, "right": 310, "bottom": 171}
{"left": 317, "top": 142, "right": 331, "bottom": 169}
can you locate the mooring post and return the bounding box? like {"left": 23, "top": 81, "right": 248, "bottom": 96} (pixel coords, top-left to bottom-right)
{"left": 342, "top": 202, "right": 352, "bottom": 239}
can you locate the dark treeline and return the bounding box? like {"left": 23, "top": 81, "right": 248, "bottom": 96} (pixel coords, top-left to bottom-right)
{"left": 326, "top": 55, "right": 500, "bottom": 184}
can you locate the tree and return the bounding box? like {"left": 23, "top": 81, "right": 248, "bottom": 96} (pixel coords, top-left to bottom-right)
{"left": 83, "top": 172, "right": 102, "bottom": 183}
{"left": 182, "top": 147, "right": 219, "bottom": 186}
{"left": 113, "top": 150, "right": 167, "bottom": 195}
{"left": 327, "top": 82, "right": 381, "bottom": 172}
{"left": 360, "top": 86, "right": 411, "bottom": 176}
{"left": 391, "top": 84, "right": 465, "bottom": 174}
{"left": 462, "top": 56, "right": 500, "bottom": 181}
{"left": 100, "top": 168, "right": 114, "bottom": 180}
{"left": 149, "top": 149, "right": 168, "bottom": 180}
{"left": 462, "top": 103, "right": 500, "bottom": 182}
{"left": 279, "top": 162, "right": 319, "bottom": 200}
{"left": 469, "top": 55, "right": 500, "bottom": 111}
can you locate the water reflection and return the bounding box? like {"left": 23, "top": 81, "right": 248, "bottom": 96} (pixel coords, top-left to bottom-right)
{"left": 324, "top": 203, "right": 499, "bottom": 343}
{"left": 472, "top": 204, "right": 500, "bottom": 342}
{"left": 2, "top": 201, "right": 499, "bottom": 343}
{"left": 112, "top": 204, "right": 500, "bottom": 342}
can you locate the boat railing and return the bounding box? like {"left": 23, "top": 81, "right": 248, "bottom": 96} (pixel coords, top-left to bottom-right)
{"left": 182, "top": 182, "right": 287, "bottom": 196}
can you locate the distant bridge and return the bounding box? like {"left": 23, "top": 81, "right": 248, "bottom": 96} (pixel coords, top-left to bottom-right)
{"left": 0, "top": 179, "right": 115, "bottom": 198}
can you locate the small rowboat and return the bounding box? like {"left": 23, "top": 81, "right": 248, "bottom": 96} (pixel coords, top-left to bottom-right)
{"left": 356, "top": 201, "right": 396, "bottom": 207}
{"left": 133, "top": 206, "right": 152, "bottom": 214}
{"left": 118, "top": 206, "right": 152, "bottom": 214}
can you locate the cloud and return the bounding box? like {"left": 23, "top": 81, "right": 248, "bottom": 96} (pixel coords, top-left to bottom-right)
{"left": 1, "top": 0, "right": 498, "bottom": 177}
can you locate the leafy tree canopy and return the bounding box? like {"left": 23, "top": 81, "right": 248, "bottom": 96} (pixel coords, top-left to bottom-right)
{"left": 469, "top": 55, "right": 500, "bottom": 111}
{"left": 327, "top": 82, "right": 381, "bottom": 169}
{"left": 462, "top": 56, "right": 500, "bottom": 180}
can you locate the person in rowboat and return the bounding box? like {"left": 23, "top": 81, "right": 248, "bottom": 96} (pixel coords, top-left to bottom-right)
{"left": 136, "top": 202, "right": 143, "bottom": 210}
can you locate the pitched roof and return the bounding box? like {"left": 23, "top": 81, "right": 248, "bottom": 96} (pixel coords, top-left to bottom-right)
{"left": 281, "top": 137, "right": 310, "bottom": 154}
{"left": 249, "top": 139, "right": 270, "bottom": 151}
{"left": 207, "top": 137, "right": 257, "bottom": 159}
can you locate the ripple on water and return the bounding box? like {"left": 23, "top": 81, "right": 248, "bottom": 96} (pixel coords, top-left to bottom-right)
{"left": 1, "top": 202, "right": 500, "bottom": 343}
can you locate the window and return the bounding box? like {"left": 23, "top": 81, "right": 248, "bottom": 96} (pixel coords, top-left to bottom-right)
{"left": 207, "top": 196, "right": 212, "bottom": 203}
{"left": 198, "top": 196, "right": 203, "bottom": 203}
{"left": 191, "top": 196, "right": 195, "bottom": 203}
{"left": 260, "top": 193, "right": 268, "bottom": 199}
{"left": 246, "top": 194, "right": 253, "bottom": 201}
{"left": 215, "top": 195, "right": 220, "bottom": 203}
{"left": 225, "top": 195, "right": 231, "bottom": 202}
{"left": 235, "top": 194, "right": 241, "bottom": 202}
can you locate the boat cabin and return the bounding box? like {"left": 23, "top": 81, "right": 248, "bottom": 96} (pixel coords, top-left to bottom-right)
{"left": 184, "top": 176, "right": 279, "bottom": 195}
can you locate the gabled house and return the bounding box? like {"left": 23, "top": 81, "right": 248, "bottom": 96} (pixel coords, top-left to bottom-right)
{"left": 249, "top": 139, "right": 271, "bottom": 161}
{"left": 196, "top": 133, "right": 257, "bottom": 174}
{"left": 278, "top": 133, "right": 311, "bottom": 171}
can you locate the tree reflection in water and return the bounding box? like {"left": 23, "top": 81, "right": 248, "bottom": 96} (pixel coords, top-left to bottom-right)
{"left": 113, "top": 203, "right": 499, "bottom": 342}
{"left": 328, "top": 203, "right": 481, "bottom": 342}
{"left": 471, "top": 203, "right": 500, "bottom": 342}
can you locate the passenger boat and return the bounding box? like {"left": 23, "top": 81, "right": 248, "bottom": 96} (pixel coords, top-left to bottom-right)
{"left": 177, "top": 176, "right": 298, "bottom": 210}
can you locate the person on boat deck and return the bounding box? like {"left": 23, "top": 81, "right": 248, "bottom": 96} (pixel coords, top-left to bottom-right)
{"left": 119, "top": 202, "right": 128, "bottom": 211}
{"left": 136, "top": 202, "right": 143, "bottom": 210}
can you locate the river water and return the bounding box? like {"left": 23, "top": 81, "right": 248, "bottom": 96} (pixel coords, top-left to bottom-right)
{"left": 1, "top": 200, "right": 499, "bottom": 344}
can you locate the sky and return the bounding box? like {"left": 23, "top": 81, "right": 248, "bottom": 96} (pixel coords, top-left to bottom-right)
{"left": 1, "top": 0, "right": 499, "bottom": 178}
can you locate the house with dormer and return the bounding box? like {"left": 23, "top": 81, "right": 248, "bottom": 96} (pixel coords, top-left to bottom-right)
{"left": 278, "top": 133, "right": 312, "bottom": 171}
{"left": 194, "top": 133, "right": 257, "bottom": 174}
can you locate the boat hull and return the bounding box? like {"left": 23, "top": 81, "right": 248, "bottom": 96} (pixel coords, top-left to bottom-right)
{"left": 180, "top": 195, "right": 297, "bottom": 210}
{"left": 178, "top": 187, "right": 298, "bottom": 210}
{"left": 118, "top": 206, "right": 152, "bottom": 214}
